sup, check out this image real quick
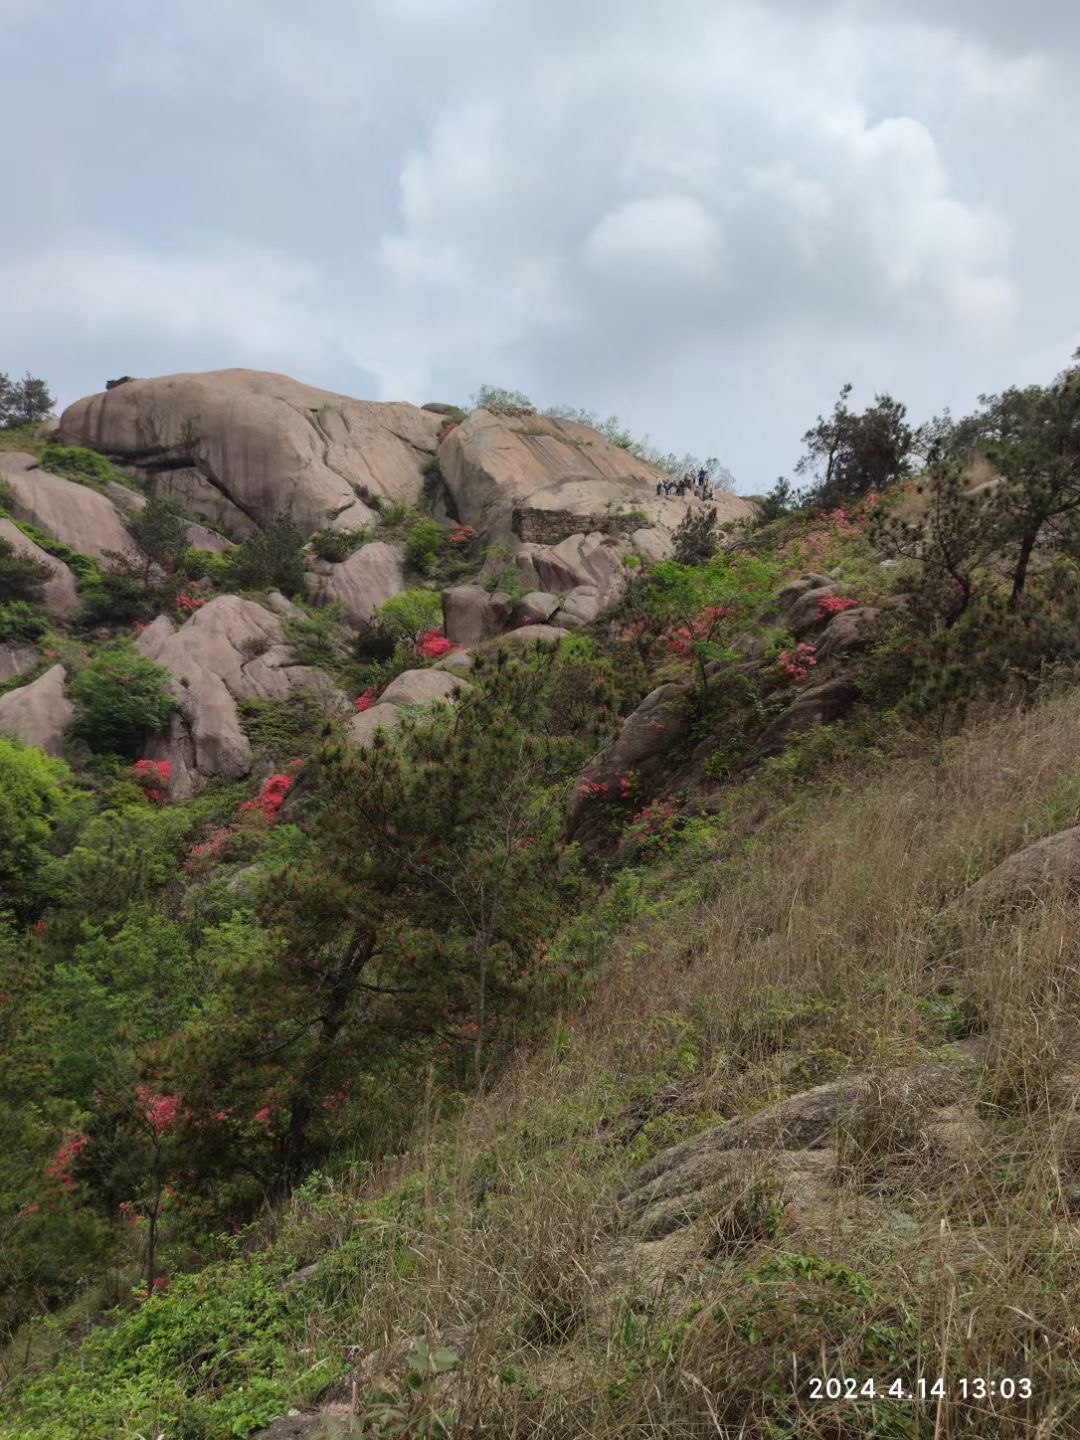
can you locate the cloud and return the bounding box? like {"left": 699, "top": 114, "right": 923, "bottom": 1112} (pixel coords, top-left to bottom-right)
{"left": 2, "top": 0, "right": 1077, "bottom": 486}
{"left": 0, "top": 235, "right": 337, "bottom": 387}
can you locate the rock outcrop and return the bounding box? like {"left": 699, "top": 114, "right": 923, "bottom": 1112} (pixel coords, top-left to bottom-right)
{"left": 442, "top": 585, "right": 513, "bottom": 647}
{"left": 305, "top": 541, "right": 405, "bottom": 629}
{"left": 948, "top": 826, "right": 1080, "bottom": 911}
{"left": 58, "top": 370, "right": 445, "bottom": 538}
{"left": 0, "top": 452, "right": 136, "bottom": 562}
{"left": 346, "top": 667, "right": 470, "bottom": 749}
{"left": 0, "top": 645, "right": 38, "bottom": 685}
{"left": 135, "top": 595, "right": 350, "bottom": 795}
{"left": 440, "top": 409, "right": 756, "bottom": 547}
{"left": 0, "top": 518, "right": 79, "bottom": 617}
{"left": 0, "top": 664, "right": 73, "bottom": 756}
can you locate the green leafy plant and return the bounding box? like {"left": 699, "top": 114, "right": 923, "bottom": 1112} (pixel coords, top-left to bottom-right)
{"left": 69, "top": 643, "right": 176, "bottom": 756}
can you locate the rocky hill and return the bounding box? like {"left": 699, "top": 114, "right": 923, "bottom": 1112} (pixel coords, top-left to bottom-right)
{"left": 2, "top": 360, "right": 1080, "bottom": 1439}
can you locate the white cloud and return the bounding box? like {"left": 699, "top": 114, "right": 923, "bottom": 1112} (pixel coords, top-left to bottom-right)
{"left": 585, "top": 196, "right": 727, "bottom": 287}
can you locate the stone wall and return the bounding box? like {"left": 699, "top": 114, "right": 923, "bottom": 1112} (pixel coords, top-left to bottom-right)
{"left": 513, "top": 506, "right": 645, "bottom": 544}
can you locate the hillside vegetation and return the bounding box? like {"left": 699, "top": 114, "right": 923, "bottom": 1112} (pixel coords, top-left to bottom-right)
{"left": 1, "top": 358, "right": 1080, "bottom": 1438}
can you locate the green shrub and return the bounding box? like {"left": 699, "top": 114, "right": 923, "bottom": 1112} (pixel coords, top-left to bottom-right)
{"left": 375, "top": 589, "right": 443, "bottom": 643}
{"left": 227, "top": 514, "right": 305, "bottom": 596}
{"left": 404, "top": 517, "right": 445, "bottom": 572}
{"left": 0, "top": 535, "right": 52, "bottom": 605}
{"left": 40, "top": 444, "right": 118, "bottom": 486}
{"left": 11, "top": 523, "right": 100, "bottom": 585}
{"left": 181, "top": 547, "right": 233, "bottom": 584}
{"left": 0, "top": 738, "right": 71, "bottom": 918}
{"left": 309, "top": 527, "right": 368, "bottom": 563}
{"left": 0, "top": 600, "right": 46, "bottom": 642}
{"left": 68, "top": 643, "right": 176, "bottom": 756}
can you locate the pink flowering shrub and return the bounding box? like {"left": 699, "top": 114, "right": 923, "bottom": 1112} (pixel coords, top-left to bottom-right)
{"left": 135, "top": 1086, "right": 181, "bottom": 1135}
{"left": 448, "top": 525, "right": 477, "bottom": 545}
{"left": 176, "top": 585, "right": 206, "bottom": 616}
{"left": 418, "top": 629, "right": 454, "bottom": 660}
{"left": 237, "top": 773, "right": 293, "bottom": 822}
{"left": 130, "top": 758, "right": 170, "bottom": 804}
{"left": 816, "top": 595, "right": 859, "bottom": 621}
{"left": 777, "top": 642, "right": 818, "bottom": 681}
{"left": 624, "top": 796, "right": 679, "bottom": 858}
{"left": 45, "top": 1130, "right": 89, "bottom": 1193}
{"left": 577, "top": 772, "right": 635, "bottom": 804}
{"left": 184, "top": 825, "right": 236, "bottom": 871}
{"left": 354, "top": 688, "right": 378, "bottom": 712}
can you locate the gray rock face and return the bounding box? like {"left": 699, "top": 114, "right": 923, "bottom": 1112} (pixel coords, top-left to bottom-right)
{"left": 751, "top": 675, "right": 860, "bottom": 759}
{"left": 378, "top": 668, "right": 470, "bottom": 708}
{"left": 0, "top": 452, "right": 136, "bottom": 562}
{"left": 557, "top": 584, "right": 602, "bottom": 628}
{"left": 492, "top": 624, "right": 572, "bottom": 647}
{"left": 442, "top": 585, "right": 510, "bottom": 646}
{"left": 135, "top": 595, "right": 349, "bottom": 794}
{"left": 566, "top": 682, "right": 692, "bottom": 843}
{"left": 305, "top": 541, "right": 405, "bottom": 630}
{"left": 512, "top": 592, "right": 561, "bottom": 628}
{"left": 785, "top": 585, "right": 842, "bottom": 637}
{"left": 0, "top": 664, "right": 72, "bottom": 756}
{"left": 346, "top": 668, "right": 471, "bottom": 749}
{"left": 814, "top": 606, "right": 880, "bottom": 662}
{"left": 515, "top": 532, "right": 626, "bottom": 603}
{"left": 776, "top": 574, "right": 834, "bottom": 614}
{"left": 0, "top": 644, "right": 38, "bottom": 684}
{"left": 58, "top": 369, "right": 444, "bottom": 538}
{"left": 949, "top": 826, "right": 1080, "bottom": 911}
{"left": 0, "top": 518, "right": 79, "bottom": 617}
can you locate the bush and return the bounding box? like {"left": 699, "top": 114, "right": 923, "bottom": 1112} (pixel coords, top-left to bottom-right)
{"left": 0, "top": 535, "right": 52, "bottom": 605}
{"left": 227, "top": 514, "right": 305, "bottom": 596}
{"left": 375, "top": 589, "right": 444, "bottom": 644}
{"left": 0, "top": 738, "right": 71, "bottom": 918}
{"left": 181, "top": 547, "right": 233, "bottom": 584}
{"left": 404, "top": 518, "right": 445, "bottom": 572}
{"left": 40, "top": 444, "right": 126, "bottom": 490}
{"left": 0, "top": 600, "right": 47, "bottom": 643}
{"left": 472, "top": 383, "right": 536, "bottom": 415}
{"left": 671, "top": 508, "right": 719, "bottom": 566}
{"left": 309, "top": 527, "right": 367, "bottom": 563}
{"left": 68, "top": 644, "right": 176, "bottom": 756}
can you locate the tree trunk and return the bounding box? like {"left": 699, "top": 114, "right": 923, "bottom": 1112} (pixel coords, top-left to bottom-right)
{"left": 1009, "top": 530, "right": 1038, "bottom": 608}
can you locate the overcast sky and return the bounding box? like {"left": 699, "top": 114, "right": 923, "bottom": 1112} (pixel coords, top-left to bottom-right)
{"left": 2, "top": 1, "right": 1077, "bottom": 491}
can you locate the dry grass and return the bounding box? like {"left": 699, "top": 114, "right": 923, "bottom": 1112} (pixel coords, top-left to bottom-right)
{"left": 281, "top": 689, "right": 1080, "bottom": 1437}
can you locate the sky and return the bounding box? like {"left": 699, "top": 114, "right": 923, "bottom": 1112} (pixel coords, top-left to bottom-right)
{"left": 1, "top": 0, "right": 1077, "bottom": 492}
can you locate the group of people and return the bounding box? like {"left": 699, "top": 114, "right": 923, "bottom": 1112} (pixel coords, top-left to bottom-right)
{"left": 656, "top": 467, "right": 713, "bottom": 501}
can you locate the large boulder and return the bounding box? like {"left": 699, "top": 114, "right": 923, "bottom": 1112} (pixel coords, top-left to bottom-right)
{"left": 0, "top": 452, "right": 136, "bottom": 561}
{"left": 0, "top": 645, "right": 37, "bottom": 684}
{"left": 0, "top": 518, "right": 79, "bottom": 617}
{"left": 785, "top": 585, "right": 841, "bottom": 638}
{"left": 58, "top": 370, "right": 444, "bottom": 538}
{"left": 566, "top": 682, "right": 693, "bottom": 843}
{"left": 512, "top": 592, "right": 561, "bottom": 628}
{"left": 135, "top": 595, "right": 349, "bottom": 793}
{"left": 516, "top": 532, "right": 627, "bottom": 602}
{"left": 305, "top": 541, "right": 405, "bottom": 629}
{"left": 948, "top": 827, "right": 1080, "bottom": 911}
{"left": 814, "top": 606, "right": 880, "bottom": 662}
{"left": 0, "top": 664, "right": 73, "bottom": 756}
{"left": 750, "top": 675, "right": 860, "bottom": 760}
{"left": 440, "top": 409, "right": 757, "bottom": 546}
{"left": 347, "top": 668, "right": 471, "bottom": 749}
{"left": 442, "top": 585, "right": 512, "bottom": 646}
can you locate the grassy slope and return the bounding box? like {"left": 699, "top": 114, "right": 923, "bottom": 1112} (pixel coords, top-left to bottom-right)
{"left": 5, "top": 682, "right": 1080, "bottom": 1437}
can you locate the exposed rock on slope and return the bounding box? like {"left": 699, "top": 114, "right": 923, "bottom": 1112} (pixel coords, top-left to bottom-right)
{"left": 0, "top": 452, "right": 137, "bottom": 561}
{"left": 346, "top": 667, "right": 470, "bottom": 749}
{"left": 136, "top": 595, "right": 350, "bottom": 796}
{"left": 948, "top": 825, "right": 1080, "bottom": 911}
{"left": 0, "top": 517, "right": 79, "bottom": 617}
{"left": 58, "top": 370, "right": 444, "bottom": 538}
{"left": 304, "top": 541, "right": 405, "bottom": 629}
{"left": 440, "top": 409, "right": 758, "bottom": 546}
{"left": 0, "top": 664, "right": 73, "bottom": 756}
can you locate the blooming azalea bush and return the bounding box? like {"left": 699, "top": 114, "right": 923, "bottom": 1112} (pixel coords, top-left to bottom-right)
{"left": 175, "top": 585, "right": 206, "bottom": 617}
{"left": 237, "top": 773, "right": 293, "bottom": 822}
{"left": 816, "top": 595, "right": 860, "bottom": 621}
{"left": 777, "top": 642, "right": 818, "bottom": 681}
{"left": 418, "top": 629, "right": 454, "bottom": 660}
{"left": 44, "top": 1130, "right": 89, "bottom": 1194}
{"left": 448, "top": 524, "right": 476, "bottom": 546}
{"left": 130, "top": 759, "right": 171, "bottom": 805}
{"left": 354, "top": 688, "right": 378, "bottom": 712}
{"left": 623, "top": 796, "right": 680, "bottom": 859}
